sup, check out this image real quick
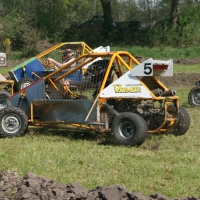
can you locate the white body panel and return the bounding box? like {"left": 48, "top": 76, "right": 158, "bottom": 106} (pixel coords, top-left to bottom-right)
{"left": 92, "top": 46, "right": 110, "bottom": 53}
{"left": 100, "top": 71, "right": 152, "bottom": 98}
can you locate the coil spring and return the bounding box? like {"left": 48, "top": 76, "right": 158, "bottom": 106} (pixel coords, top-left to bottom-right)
{"left": 17, "top": 96, "right": 25, "bottom": 108}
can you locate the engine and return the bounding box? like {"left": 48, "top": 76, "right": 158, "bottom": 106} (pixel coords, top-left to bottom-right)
{"left": 113, "top": 100, "right": 166, "bottom": 130}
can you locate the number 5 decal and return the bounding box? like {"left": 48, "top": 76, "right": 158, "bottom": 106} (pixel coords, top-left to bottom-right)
{"left": 144, "top": 63, "right": 152, "bottom": 75}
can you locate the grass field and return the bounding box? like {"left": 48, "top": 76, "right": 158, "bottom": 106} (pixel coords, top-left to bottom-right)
{"left": 2, "top": 86, "right": 199, "bottom": 198}
{"left": 112, "top": 45, "right": 200, "bottom": 60}
{"left": 0, "top": 51, "right": 200, "bottom": 198}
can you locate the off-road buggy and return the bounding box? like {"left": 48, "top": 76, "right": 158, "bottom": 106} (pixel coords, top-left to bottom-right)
{"left": 0, "top": 49, "right": 191, "bottom": 146}
{"left": 188, "top": 79, "right": 200, "bottom": 106}
{"left": 0, "top": 42, "right": 109, "bottom": 108}
{"left": 8, "top": 42, "right": 109, "bottom": 91}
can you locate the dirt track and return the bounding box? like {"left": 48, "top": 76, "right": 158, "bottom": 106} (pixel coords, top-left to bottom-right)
{"left": 158, "top": 72, "right": 199, "bottom": 87}
{"left": 1, "top": 170, "right": 199, "bottom": 200}
{"left": 136, "top": 56, "right": 200, "bottom": 88}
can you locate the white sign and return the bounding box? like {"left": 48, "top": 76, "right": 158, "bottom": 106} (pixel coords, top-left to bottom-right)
{"left": 131, "top": 58, "right": 173, "bottom": 76}
{"left": 0, "top": 53, "right": 6, "bottom": 66}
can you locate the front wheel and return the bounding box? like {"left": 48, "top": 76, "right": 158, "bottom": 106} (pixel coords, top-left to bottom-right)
{"left": 0, "top": 90, "right": 11, "bottom": 110}
{"left": 172, "top": 106, "right": 191, "bottom": 136}
{"left": 0, "top": 107, "right": 28, "bottom": 137}
{"left": 111, "top": 112, "right": 148, "bottom": 146}
{"left": 188, "top": 86, "right": 200, "bottom": 106}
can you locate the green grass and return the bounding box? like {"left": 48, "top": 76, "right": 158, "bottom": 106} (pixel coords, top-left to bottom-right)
{"left": 0, "top": 48, "right": 200, "bottom": 198}
{"left": 0, "top": 86, "right": 199, "bottom": 198}
{"left": 0, "top": 66, "right": 13, "bottom": 75}
{"left": 111, "top": 45, "right": 200, "bottom": 60}
{"left": 174, "top": 64, "right": 200, "bottom": 74}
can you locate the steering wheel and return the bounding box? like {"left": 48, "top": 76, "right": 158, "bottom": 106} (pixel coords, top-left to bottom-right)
{"left": 46, "top": 59, "right": 58, "bottom": 70}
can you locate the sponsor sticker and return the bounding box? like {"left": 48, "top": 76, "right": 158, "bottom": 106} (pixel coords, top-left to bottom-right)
{"left": 113, "top": 84, "right": 141, "bottom": 93}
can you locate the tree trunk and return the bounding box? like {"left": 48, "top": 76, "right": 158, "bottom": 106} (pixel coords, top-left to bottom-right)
{"left": 170, "top": 0, "right": 180, "bottom": 26}
{"left": 100, "top": 0, "right": 114, "bottom": 31}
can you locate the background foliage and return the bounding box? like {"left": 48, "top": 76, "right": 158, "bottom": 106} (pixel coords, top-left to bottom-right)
{"left": 0, "top": 0, "right": 200, "bottom": 58}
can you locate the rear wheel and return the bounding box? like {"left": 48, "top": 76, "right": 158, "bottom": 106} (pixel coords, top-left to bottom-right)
{"left": 172, "top": 106, "right": 190, "bottom": 136}
{"left": 0, "top": 90, "right": 11, "bottom": 110}
{"left": 188, "top": 86, "right": 200, "bottom": 106}
{"left": 17, "top": 77, "right": 34, "bottom": 91}
{"left": 0, "top": 106, "right": 28, "bottom": 137}
{"left": 111, "top": 112, "right": 148, "bottom": 146}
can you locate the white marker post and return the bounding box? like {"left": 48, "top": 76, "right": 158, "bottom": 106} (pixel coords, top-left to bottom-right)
{"left": 0, "top": 53, "right": 6, "bottom": 67}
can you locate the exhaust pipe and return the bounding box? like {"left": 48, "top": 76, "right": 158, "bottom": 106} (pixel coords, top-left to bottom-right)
{"left": 161, "top": 89, "right": 177, "bottom": 97}
{"left": 151, "top": 88, "right": 163, "bottom": 96}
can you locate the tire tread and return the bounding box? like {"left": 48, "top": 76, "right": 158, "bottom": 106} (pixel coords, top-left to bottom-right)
{"left": 111, "top": 112, "right": 148, "bottom": 146}
{"left": 0, "top": 106, "right": 28, "bottom": 137}
{"left": 188, "top": 86, "right": 200, "bottom": 106}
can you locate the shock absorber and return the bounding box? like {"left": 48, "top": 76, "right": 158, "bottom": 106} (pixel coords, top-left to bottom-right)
{"left": 17, "top": 92, "right": 26, "bottom": 108}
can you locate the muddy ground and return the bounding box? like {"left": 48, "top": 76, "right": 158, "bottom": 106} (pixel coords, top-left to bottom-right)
{"left": 1, "top": 58, "right": 200, "bottom": 200}
{"left": 157, "top": 72, "right": 199, "bottom": 88}
{"left": 1, "top": 170, "right": 200, "bottom": 200}
{"left": 136, "top": 56, "right": 200, "bottom": 88}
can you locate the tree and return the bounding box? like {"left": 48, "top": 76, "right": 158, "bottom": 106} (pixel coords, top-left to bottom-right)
{"left": 170, "top": 0, "right": 180, "bottom": 27}
{"left": 100, "top": 0, "right": 114, "bottom": 31}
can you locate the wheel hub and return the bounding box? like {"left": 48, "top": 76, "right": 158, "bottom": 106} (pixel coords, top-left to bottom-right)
{"left": 2, "top": 115, "right": 21, "bottom": 133}
{"left": 118, "top": 121, "right": 134, "bottom": 139}
{"left": 194, "top": 92, "right": 200, "bottom": 103}
{"left": 21, "top": 82, "right": 31, "bottom": 89}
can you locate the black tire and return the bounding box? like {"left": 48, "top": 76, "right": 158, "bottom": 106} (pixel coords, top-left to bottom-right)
{"left": 172, "top": 106, "right": 191, "bottom": 136}
{"left": 0, "top": 90, "right": 11, "bottom": 110}
{"left": 17, "top": 77, "right": 34, "bottom": 91}
{"left": 188, "top": 86, "right": 200, "bottom": 106}
{"left": 0, "top": 106, "right": 28, "bottom": 137}
{"left": 111, "top": 112, "right": 148, "bottom": 146}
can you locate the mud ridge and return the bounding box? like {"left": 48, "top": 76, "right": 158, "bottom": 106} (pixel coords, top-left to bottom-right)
{"left": 0, "top": 170, "right": 199, "bottom": 200}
